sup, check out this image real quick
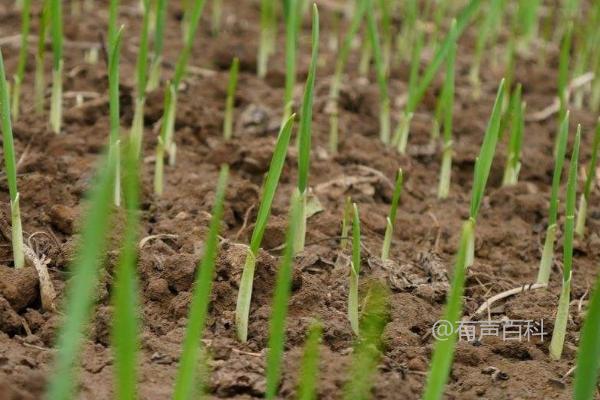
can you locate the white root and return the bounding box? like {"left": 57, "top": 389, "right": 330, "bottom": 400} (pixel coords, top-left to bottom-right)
{"left": 23, "top": 244, "right": 56, "bottom": 312}
{"left": 472, "top": 283, "right": 547, "bottom": 317}
{"left": 139, "top": 233, "right": 179, "bottom": 249}
{"left": 527, "top": 73, "right": 595, "bottom": 122}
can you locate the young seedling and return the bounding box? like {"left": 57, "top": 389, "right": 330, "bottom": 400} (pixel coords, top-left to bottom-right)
{"left": 537, "top": 112, "right": 570, "bottom": 285}
{"left": 223, "top": 57, "right": 239, "bottom": 141}
{"left": 502, "top": 84, "right": 525, "bottom": 186}
{"left": 575, "top": 119, "right": 600, "bottom": 236}
{"left": 343, "top": 282, "right": 389, "bottom": 400}
{"left": 147, "top": 0, "right": 167, "bottom": 91}
{"left": 110, "top": 140, "right": 141, "bottom": 400}
{"left": 378, "top": 0, "right": 392, "bottom": 75}
{"left": 466, "top": 79, "right": 506, "bottom": 266}
{"left": 257, "top": 0, "right": 276, "bottom": 78}
{"left": 0, "top": 49, "right": 25, "bottom": 269}
{"left": 153, "top": 82, "right": 175, "bottom": 196}
{"left": 108, "top": 25, "right": 123, "bottom": 207}
{"left": 296, "top": 322, "right": 322, "bottom": 400}
{"left": 395, "top": 0, "right": 483, "bottom": 154}
{"left": 348, "top": 203, "right": 360, "bottom": 335}
{"left": 381, "top": 169, "right": 403, "bottom": 260}
{"left": 265, "top": 191, "right": 303, "bottom": 400}
{"left": 365, "top": 2, "right": 390, "bottom": 144}
{"left": 130, "top": 0, "right": 151, "bottom": 157}
{"left": 394, "top": 21, "right": 454, "bottom": 154}
{"left": 294, "top": 4, "right": 319, "bottom": 253}
{"left": 515, "top": 0, "right": 541, "bottom": 50}
{"left": 396, "top": 0, "right": 418, "bottom": 62}
{"left": 211, "top": 0, "right": 222, "bottom": 35}
{"left": 468, "top": 0, "right": 504, "bottom": 92}
{"left": 422, "top": 221, "right": 473, "bottom": 400}
{"left": 358, "top": 32, "right": 371, "bottom": 78}
{"left": 327, "top": 0, "right": 367, "bottom": 153}
{"left": 573, "top": 273, "right": 600, "bottom": 400}
{"left": 159, "top": 0, "right": 208, "bottom": 166}
{"left": 437, "top": 40, "right": 456, "bottom": 199}
{"left": 572, "top": 3, "right": 600, "bottom": 108}
{"left": 49, "top": 0, "right": 63, "bottom": 134}
{"left": 235, "top": 115, "right": 295, "bottom": 343}
{"left": 45, "top": 157, "right": 116, "bottom": 400}
{"left": 340, "top": 196, "right": 352, "bottom": 251}
{"left": 556, "top": 22, "right": 573, "bottom": 146}
{"left": 549, "top": 126, "right": 580, "bottom": 360}
{"left": 35, "top": 0, "right": 49, "bottom": 114}
{"left": 173, "top": 166, "right": 228, "bottom": 400}
{"left": 282, "top": 0, "right": 299, "bottom": 120}
{"left": 11, "top": 0, "right": 31, "bottom": 121}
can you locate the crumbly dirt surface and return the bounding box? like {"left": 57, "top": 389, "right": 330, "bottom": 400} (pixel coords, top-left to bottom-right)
{"left": 0, "top": 0, "right": 599, "bottom": 399}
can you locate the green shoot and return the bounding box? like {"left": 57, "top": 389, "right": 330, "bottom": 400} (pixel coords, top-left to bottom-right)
{"left": 108, "top": 27, "right": 123, "bottom": 207}
{"left": 343, "top": 282, "right": 389, "bottom": 400}
{"left": 340, "top": 196, "right": 352, "bottom": 251}
{"left": 378, "top": 0, "right": 392, "bottom": 75}
{"left": 45, "top": 157, "right": 116, "bottom": 400}
{"left": 502, "top": 84, "right": 525, "bottom": 186}
{"left": 437, "top": 40, "right": 456, "bottom": 199}
{"left": 394, "top": 21, "right": 455, "bottom": 154}
{"left": 422, "top": 221, "right": 473, "bottom": 400}
{"left": 381, "top": 169, "right": 403, "bottom": 260}
{"left": 365, "top": 1, "right": 390, "bottom": 144}
{"left": 211, "top": 0, "right": 222, "bottom": 35}
{"left": 110, "top": 140, "right": 141, "bottom": 400}
{"left": 265, "top": 190, "right": 304, "bottom": 400}
{"left": 549, "top": 126, "right": 580, "bottom": 360}
{"left": 108, "top": 0, "right": 119, "bottom": 53}
{"left": 11, "top": 0, "right": 31, "bottom": 121}
{"left": 395, "top": 27, "right": 423, "bottom": 152}
{"left": 327, "top": 0, "right": 366, "bottom": 153}
{"left": 575, "top": 119, "right": 600, "bottom": 236}
{"left": 502, "top": 37, "right": 517, "bottom": 114}
{"left": 468, "top": 81, "right": 506, "bottom": 213}
{"left": 515, "top": 0, "right": 541, "bottom": 49}
{"left": 153, "top": 82, "right": 175, "bottom": 196}
{"left": 50, "top": 0, "right": 63, "bottom": 134}
{"left": 294, "top": 4, "right": 319, "bottom": 254}
{"left": 235, "top": 115, "right": 295, "bottom": 343}
{"left": 35, "top": 0, "right": 49, "bottom": 115}
{"left": 537, "top": 111, "right": 570, "bottom": 285}
{"left": 223, "top": 57, "right": 239, "bottom": 141}
{"left": 572, "top": 3, "right": 600, "bottom": 108}
{"left": 131, "top": 0, "right": 151, "bottom": 157}
{"left": 282, "top": 0, "right": 299, "bottom": 120}
{"left": 348, "top": 203, "right": 360, "bottom": 335}
{"left": 468, "top": 0, "right": 504, "bottom": 90}
{"left": 296, "top": 322, "right": 322, "bottom": 400}
{"left": 162, "top": 0, "right": 207, "bottom": 165}
{"left": 396, "top": 0, "right": 418, "bottom": 62}
{"left": 358, "top": 33, "right": 371, "bottom": 78}
{"left": 467, "top": 79, "right": 505, "bottom": 265}
{"left": 395, "top": 0, "right": 483, "bottom": 154}
{"left": 147, "top": 0, "right": 167, "bottom": 92}
{"left": 173, "top": 165, "right": 228, "bottom": 400}
{"left": 557, "top": 22, "right": 573, "bottom": 131}
{"left": 573, "top": 274, "right": 600, "bottom": 400}
{"left": 257, "top": 0, "right": 276, "bottom": 78}
{"left": 0, "top": 49, "right": 24, "bottom": 269}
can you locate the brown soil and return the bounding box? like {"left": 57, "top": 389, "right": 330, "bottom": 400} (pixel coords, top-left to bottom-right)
{"left": 0, "top": 1, "right": 599, "bottom": 399}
